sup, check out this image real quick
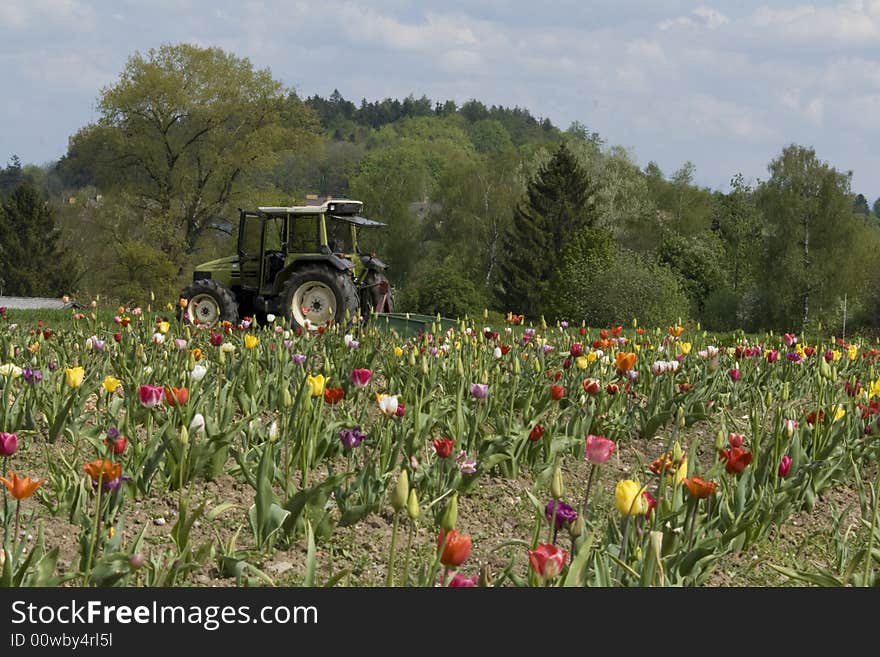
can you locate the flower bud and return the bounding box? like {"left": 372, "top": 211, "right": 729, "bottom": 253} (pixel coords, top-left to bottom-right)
{"left": 441, "top": 492, "right": 458, "bottom": 531}
{"left": 569, "top": 515, "right": 584, "bottom": 540}
{"left": 456, "top": 356, "right": 464, "bottom": 377}
{"left": 406, "top": 488, "right": 420, "bottom": 520}
{"left": 676, "top": 406, "right": 685, "bottom": 428}
{"left": 268, "top": 420, "right": 279, "bottom": 442}
{"left": 282, "top": 387, "right": 293, "bottom": 408}
{"left": 0, "top": 547, "right": 5, "bottom": 570}
{"left": 391, "top": 469, "right": 409, "bottom": 512}
{"left": 766, "top": 390, "right": 773, "bottom": 406}
{"left": 672, "top": 441, "right": 683, "bottom": 463}
{"left": 179, "top": 425, "right": 189, "bottom": 445}
{"left": 714, "top": 430, "right": 725, "bottom": 451}
{"left": 551, "top": 462, "right": 565, "bottom": 500}
{"left": 421, "top": 355, "right": 429, "bottom": 375}
{"left": 129, "top": 553, "right": 145, "bottom": 570}
{"left": 782, "top": 382, "right": 790, "bottom": 401}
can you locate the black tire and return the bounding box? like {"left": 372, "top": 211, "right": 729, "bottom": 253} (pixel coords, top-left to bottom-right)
{"left": 362, "top": 270, "right": 394, "bottom": 315}
{"left": 282, "top": 265, "right": 360, "bottom": 331}
{"left": 180, "top": 279, "right": 239, "bottom": 328}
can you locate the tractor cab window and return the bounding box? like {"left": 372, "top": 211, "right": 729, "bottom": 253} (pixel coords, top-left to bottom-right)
{"left": 239, "top": 214, "right": 262, "bottom": 256}
{"left": 264, "top": 215, "right": 285, "bottom": 252}
{"left": 289, "top": 215, "right": 320, "bottom": 253}
{"left": 326, "top": 218, "right": 354, "bottom": 254}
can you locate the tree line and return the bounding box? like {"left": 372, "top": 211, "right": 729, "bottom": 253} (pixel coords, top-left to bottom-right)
{"left": 2, "top": 42, "right": 879, "bottom": 334}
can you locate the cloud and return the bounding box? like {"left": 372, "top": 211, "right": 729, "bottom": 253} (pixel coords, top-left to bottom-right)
{"left": 659, "top": 5, "right": 729, "bottom": 31}
{"left": 752, "top": 1, "right": 880, "bottom": 43}
{"left": 0, "top": 0, "right": 95, "bottom": 32}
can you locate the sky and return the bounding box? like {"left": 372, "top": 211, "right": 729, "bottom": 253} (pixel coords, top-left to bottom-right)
{"left": 1, "top": 0, "right": 879, "bottom": 196}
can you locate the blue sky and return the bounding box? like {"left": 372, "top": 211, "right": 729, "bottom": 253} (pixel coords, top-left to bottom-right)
{"left": 2, "top": 1, "right": 879, "bottom": 197}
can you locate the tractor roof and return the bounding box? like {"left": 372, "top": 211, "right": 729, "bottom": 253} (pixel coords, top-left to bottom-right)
{"left": 257, "top": 198, "right": 363, "bottom": 216}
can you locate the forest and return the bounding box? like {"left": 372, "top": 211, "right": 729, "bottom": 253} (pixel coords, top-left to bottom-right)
{"left": 2, "top": 42, "right": 879, "bottom": 334}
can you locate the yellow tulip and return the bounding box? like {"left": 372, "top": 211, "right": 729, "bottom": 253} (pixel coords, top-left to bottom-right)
{"left": 65, "top": 366, "right": 85, "bottom": 389}
{"left": 848, "top": 344, "right": 858, "bottom": 360}
{"left": 833, "top": 405, "right": 846, "bottom": 422}
{"left": 575, "top": 356, "right": 589, "bottom": 370}
{"left": 679, "top": 342, "right": 692, "bottom": 355}
{"left": 615, "top": 479, "right": 648, "bottom": 516}
{"left": 27, "top": 342, "right": 40, "bottom": 354}
{"left": 869, "top": 378, "right": 880, "bottom": 399}
{"left": 158, "top": 321, "right": 170, "bottom": 334}
{"left": 586, "top": 351, "right": 598, "bottom": 363}
{"left": 306, "top": 374, "right": 326, "bottom": 397}
{"left": 831, "top": 350, "right": 842, "bottom": 362}
{"left": 102, "top": 376, "right": 121, "bottom": 394}
{"left": 674, "top": 455, "right": 688, "bottom": 485}
{"left": 244, "top": 334, "right": 259, "bottom": 350}
{"left": 393, "top": 346, "right": 404, "bottom": 358}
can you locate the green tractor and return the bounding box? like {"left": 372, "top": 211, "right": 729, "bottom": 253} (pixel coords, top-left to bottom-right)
{"left": 179, "top": 198, "right": 393, "bottom": 330}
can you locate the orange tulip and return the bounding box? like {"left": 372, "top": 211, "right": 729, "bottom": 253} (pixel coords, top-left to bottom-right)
{"left": 669, "top": 325, "right": 685, "bottom": 337}
{"left": 615, "top": 351, "right": 637, "bottom": 373}
{"left": 683, "top": 476, "right": 718, "bottom": 499}
{"left": 83, "top": 459, "right": 122, "bottom": 486}
{"left": 0, "top": 472, "right": 46, "bottom": 500}
{"left": 164, "top": 387, "right": 189, "bottom": 407}
{"left": 437, "top": 528, "right": 472, "bottom": 567}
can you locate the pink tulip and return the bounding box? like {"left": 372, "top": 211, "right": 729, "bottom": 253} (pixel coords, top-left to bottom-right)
{"left": 778, "top": 454, "right": 792, "bottom": 478}
{"left": 528, "top": 543, "right": 568, "bottom": 580}
{"left": 0, "top": 432, "right": 17, "bottom": 457}
{"left": 783, "top": 333, "right": 797, "bottom": 347}
{"left": 138, "top": 384, "right": 163, "bottom": 408}
{"left": 729, "top": 368, "right": 741, "bottom": 382}
{"left": 766, "top": 350, "right": 779, "bottom": 364}
{"left": 585, "top": 434, "right": 615, "bottom": 464}
{"left": 350, "top": 368, "right": 372, "bottom": 387}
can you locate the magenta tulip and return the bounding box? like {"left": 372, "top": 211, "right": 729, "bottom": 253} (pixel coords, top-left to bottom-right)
{"left": 0, "top": 432, "right": 17, "bottom": 457}
{"left": 138, "top": 384, "right": 163, "bottom": 408}
{"left": 778, "top": 455, "right": 792, "bottom": 478}
{"left": 351, "top": 368, "right": 372, "bottom": 387}
{"left": 585, "top": 434, "right": 615, "bottom": 464}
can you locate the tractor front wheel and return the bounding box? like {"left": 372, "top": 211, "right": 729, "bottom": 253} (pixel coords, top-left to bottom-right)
{"left": 180, "top": 279, "right": 239, "bottom": 328}
{"left": 283, "top": 266, "right": 360, "bottom": 331}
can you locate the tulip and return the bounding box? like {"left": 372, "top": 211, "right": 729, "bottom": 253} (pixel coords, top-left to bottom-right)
{"left": 549, "top": 384, "right": 565, "bottom": 401}
{"left": 0, "top": 472, "right": 46, "bottom": 500}
{"left": 433, "top": 438, "right": 455, "bottom": 458}
{"left": 615, "top": 351, "right": 637, "bottom": 373}
{"left": 0, "top": 364, "right": 22, "bottom": 378}
{"left": 455, "top": 450, "right": 477, "bottom": 474}
{"left": 719, "top": 447, "right": 753, "bottom": 474}
{"left": 324, "top": 387, "right": 345, "bottom": 405}
{"left": 339, "top": 426, "right": 366, "bottom": 449}
{"left": 683, "top": 476, "right": 718, "bottom": 499}
{"left": 351, "top": 368, "right": 372, "bottom": 387}
{"left": 584, "top": 435, "right": 615, "bottom": 464}
{"left": 391, "top": 469, "right": 409, "bottom": 512}
{"left": 65, "top": 366, "right": 85, "bottom": 389}
{"left": 376, "top": 393, "right": 399, "bottom": 416}
{"left": 783, "top": 418, "right": 799, "bottom": 437}
{"left": 528, "top": 425, "right": 545, "bottom": 442}
{"left": 164, "top": 386, "right": 189, "bottom": 407}
{"left": 306, "top": 374, "right": 326, "bottom": 397}
{"left": 778, "top": 454, "right": 792, "bottom": 478}
{"left": 190, "top": 364, "right": 208, "bottom": 382}
{"left": 615, "top": 479, "right": 648, "bottom": 516}
{"left": 395, "top": 402, "right": 406, "bottom": 417}
{"left": 105, "top": 433, "right": 127, "bottom": 455}
{"left": 244, "top": 334, "right": 259, "bottom": 349}
{"left": 448, "top": 573, "right": 477, "bottom": 587}
{"left": 528, "top": 543, "right": 568, "bottom": 580}
{"left": 729, "top": 368, "right": 741, "bottom": 382}
{"left": 190, "top": 413, "right": 206, "bottom": 434}
{"left": 570, "top": 343, "right": 583, "bottom": 357}
{"left": 102, "top": 376, "right": 121, "bottom": 394}
{"left": 437, "top": 528, "right": 471, "bottom": 567}
{"left": 582, "top": 378, "right": 600, "bottom": 395}
{"left": 0, "top": 432, "right": 18, "bottom": 457}
{"left": 469, "top": 383, "right": 489, "bottom": 400}
{"left": 545, "top": 499, "right": 578, "bottom": 529}
{"left": 138, "top": 384, "right": 163, "bottom": 408}
{"left": 728, "top": 432, "right": 744, "bottom": 448}
{"left": 22, "top": 367, "right": 42, "bottom": 384}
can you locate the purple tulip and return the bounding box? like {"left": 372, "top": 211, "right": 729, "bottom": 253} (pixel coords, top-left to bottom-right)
{"left": 786, "top": 352, "right": 802, "bottom": 363}
{"left": 22, "top": 367, "right": 42, "bottom": 384}
{"left": 292, "top": 354, "right": 306, "bottom": 365}
{"left": 339, "top": 427, "right": 366, "bottom": 449}
{"left": 0, "top": 432, "right": 18, "bottom": 457}
{"left": 545, "top": 500, "right": 578, "bottom": 529}
{"left": 469, "top": 383, "right": 489, "bottom": 400}
{"left": 455, "top": 450, "right": 477, "bottom": 474}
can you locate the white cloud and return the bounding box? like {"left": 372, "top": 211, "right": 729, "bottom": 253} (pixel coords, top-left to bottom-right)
{"left": 0, "top": 0, "right": 95, "bottom": 32}
{"left": 752, "top": 2, "right": 880, "bottom": 43}
{"left": 659, "top": 6, "right": 729, "bottom": 31}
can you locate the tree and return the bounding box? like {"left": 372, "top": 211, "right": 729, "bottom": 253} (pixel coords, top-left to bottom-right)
{"left": 756, "top": 145, "right": 859, "bottom": 329}
{"left": 711, "top": 174, "right": 762, "bottom": 292}
{"left": 853, "top": 193, "right": 871, "bottom": 217}
{"left": 495, "top": 141, "right": 599, "bottom": 318}
{"left": 0, "top": 182, "right": 80, "bottom": 296}
{"left": 63, "top": 43, "right": 317, "bottom": 267}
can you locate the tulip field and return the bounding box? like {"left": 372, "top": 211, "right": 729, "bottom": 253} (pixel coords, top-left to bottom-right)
{"left": 1, "top": 302, "right": 879, "bottom": 587}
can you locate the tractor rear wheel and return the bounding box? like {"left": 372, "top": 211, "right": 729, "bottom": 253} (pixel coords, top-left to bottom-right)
{"left": 180, "top": 279, "right": 239, "bottom": 328}
{"left": 283, "top": 266, "right": 360, "bottom": 331}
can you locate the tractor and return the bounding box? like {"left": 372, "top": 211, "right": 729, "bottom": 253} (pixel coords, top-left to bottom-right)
{"left": 179, "top": 198, "right": 393, "bottom": 330}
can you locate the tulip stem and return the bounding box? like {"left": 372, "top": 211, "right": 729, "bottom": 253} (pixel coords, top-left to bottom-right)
{"left": 83, "top": 486, "right": 103, "bottom": 586}
{"left": 617, "top": 516, "right": 631, "bottom": 584}
{"left": 582, "top": 464, "right": 597, "bottom": 519}
{"left": 403, "top": 520, "right": 415, "bottom": 587}
{"left": 13, "top": 500, "right": 21, "bottom": 547}
{"left": 386, "top": 511, "right": 400, "bottom": 587}
{"left": 2, "top": 456, "right": 7, "bottom": 524}
{"left": 686, "top": 499, "right": 699, "bottom": 552}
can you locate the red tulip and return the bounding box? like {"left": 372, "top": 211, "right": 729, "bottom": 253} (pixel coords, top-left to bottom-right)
{"left": 528, "top": 425, "right": 545, "bottom": 442}
{"left": 323, "top": 387, "right": 345, "bottom": 405}
{"left": 549, "top": 385, "right": 565, "bottom": 401}
{"left": 728, "top": 432, "right": 744, "bottom": 448}
{"left": 210, "top": 332, "right": 223, "bottom": 347}
{"left": 105, "top": 435, "right": 127, "bottom": 455}
{"left": 570, "top": 343, "right": 583, "bottom": 357}
{"left": 113, "top": 332, "right": 123, "bottom": 343}
{"left": 528, "top": 543, "right": 568, "bottom": 580}
{"left": 138, "top": 384, "right": 163, "bottom": 408}
{"left": 766, "top": 350, "right": 779, "bottom": 363}
{"left": 729, "top": 368, "right": 741, "bottom": 382}
{"left": 683, "top": 476, "right": 718, "bottom": 499}
{"left": 606, "top": 382, "right": 620, "bottom": 395}
{"left": 582, "top": 378, "right": 600, "bottom": 395}
{"left": 433, "top": 438, "right": 455, "bottom": 458}
{"left": 719, "top": 447, "right": 752, "bottom": 474}
{"left": 437, "top": 528, "right": 471, "bottom": 567}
